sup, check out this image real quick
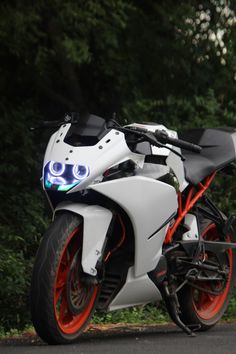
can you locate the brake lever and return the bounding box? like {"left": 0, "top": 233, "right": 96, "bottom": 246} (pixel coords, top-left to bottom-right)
{"left": 120, "top": 126, "right": 186, "bottom": 161}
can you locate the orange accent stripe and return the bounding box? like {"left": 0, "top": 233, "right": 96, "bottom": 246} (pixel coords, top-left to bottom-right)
{"left": 104, "top": 251, "right": 111, "bottom": 262}
{"left": 164, "top": 172, "right": 216, "bottom": 244}
{"left": 105, "top": 214, "right": 126, "bottom": 262}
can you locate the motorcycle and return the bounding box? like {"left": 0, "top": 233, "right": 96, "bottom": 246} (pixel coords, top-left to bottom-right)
{"left": 30, "top": 113, "right": 236, "bottom": 344}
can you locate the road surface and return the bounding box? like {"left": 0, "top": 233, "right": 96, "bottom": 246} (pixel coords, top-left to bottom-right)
{"left": 1, "top": 322, "right": 236, "bottom": 354}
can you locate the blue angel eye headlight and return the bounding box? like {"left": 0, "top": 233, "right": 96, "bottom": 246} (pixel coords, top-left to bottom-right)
{"left": 44, "top": 161, "right": 90, "bottom": 191}
{"left": 49, "top": 161, "right": 65, "bottom": 176}
{"left": 72, "top": 164, "right": 89, "bottom": 180}
{"left": 47, "top": 174, "right": 66, "bottom": 185}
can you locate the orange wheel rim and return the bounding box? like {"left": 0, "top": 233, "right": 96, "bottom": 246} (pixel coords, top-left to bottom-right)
{"left": 53, "top": 227, "right": 98, "bottom": 334}
{"left": 192, "top": 224, "right": 232, "bottom": 321}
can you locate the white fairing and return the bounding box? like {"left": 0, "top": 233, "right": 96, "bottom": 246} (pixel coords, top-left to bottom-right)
{"left": 182, "top": 213, "right": 199, "bottom": 241}
{"left": 54, "top": 203, "right": 112, "bottom": 276}
{"left": 231, "top": 131, "right": 236, "bottom": 153}
{"left": 44, "top": 120, "right": 187, "bottom": 309}
{"left": 127, "top": 123, "right": 188, "bottom": 191}
{"left": 43, "top": 122, "right": 188, "bottom": 192}
{"left": 91, "top": 176, "right": 178, "bottom": 276}
{"left": 166, "top": 150, "right": 188, "bottom": 192}
{"left": 43, "top": 124, "right": 145, "bottom": 192}
{"left": 135, "top": 163, "right": 169, "bottom": 179}
{"left": 108, "top": 266, "right": 161, "bottom": 311}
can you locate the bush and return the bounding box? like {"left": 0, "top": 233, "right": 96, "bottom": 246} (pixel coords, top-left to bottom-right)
{"left": 123, "top": 89, "right": 236, "bottom": 129}
{"left": 92, "top": 303, "right": 169, "bottom": 325}
{"left": 0, "top": 105, "right": 48, "bottom": 330}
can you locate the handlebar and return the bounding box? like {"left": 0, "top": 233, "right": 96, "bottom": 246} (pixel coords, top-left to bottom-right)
{"left": 29, "top": 115, "right": 79, "bottom": 131}
{"left": 154, "top": 130, "right": 202, "bottom": 153}
{"left": 122, "top": 126, "right": 202, "bottom": 154}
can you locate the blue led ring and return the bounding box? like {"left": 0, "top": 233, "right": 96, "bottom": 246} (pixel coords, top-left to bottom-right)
{"left": 49, "top": 161, "right": 65, "bottom": 176}
{"left": 72, "top": 164, "right": 89, "bottom": 180}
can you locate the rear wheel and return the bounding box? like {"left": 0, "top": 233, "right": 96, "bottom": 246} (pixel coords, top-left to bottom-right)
{"left": 30, "top": 212, "right": 98, "bottom": 344}
{"left": 178, "top": 218, "right": 236, "bottom": 330}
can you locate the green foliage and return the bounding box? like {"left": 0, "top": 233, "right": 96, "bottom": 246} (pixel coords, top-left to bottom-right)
{"left": 0, "top": 0, "right": 236, "bottom": 332}
{"left": 0, "top": 245, "right": 29, "bottom": 329}
{"left": 224, "top": 289, "right": 236, "bottom": 320}
{"left": 92, "top": 303, "right": 169, "bottom": 325}
{"left": 0, "top": 104, "right": 49, "bottom": 330}
{"left": 0, "top": 0, "right": 133, "bottom": 114}
{"left": 122, "top": 89, "right": 236, "bottom": 129}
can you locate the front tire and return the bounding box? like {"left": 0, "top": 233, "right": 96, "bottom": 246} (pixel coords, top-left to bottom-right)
{"left": 30, "top": 212, "right": 98, "bottom": 344}
{"left": 178, "top": 218, "right": 236, "bottom": 331}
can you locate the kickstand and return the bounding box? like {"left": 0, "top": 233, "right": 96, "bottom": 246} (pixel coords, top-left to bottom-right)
{"left": 162, "top": 282, "right": 196, "bottom": 337}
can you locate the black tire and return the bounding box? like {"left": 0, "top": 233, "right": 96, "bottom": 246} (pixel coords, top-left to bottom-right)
{"left": 178, "top": 218, "right": 236, "bottom": 331}
{"left": 30, "top": 212, "right": 99, "bottom": 344}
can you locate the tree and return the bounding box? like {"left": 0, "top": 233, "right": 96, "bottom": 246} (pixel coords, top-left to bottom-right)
{"left": 0, "top": 0, "right": 235, "bottom": 330}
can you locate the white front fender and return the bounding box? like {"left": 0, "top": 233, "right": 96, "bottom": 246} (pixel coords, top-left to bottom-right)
{"left": 54, "top": 202, "right": 113, "bottom": 276}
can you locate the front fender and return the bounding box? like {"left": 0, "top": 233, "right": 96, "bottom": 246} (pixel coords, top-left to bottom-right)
{"left": 54, "top": 202, "right": 113, "bottom": 276}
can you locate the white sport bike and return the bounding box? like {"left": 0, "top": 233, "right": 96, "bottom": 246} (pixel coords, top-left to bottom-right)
{"left": 30, "top": 113, "right": 236, "bottom": 344}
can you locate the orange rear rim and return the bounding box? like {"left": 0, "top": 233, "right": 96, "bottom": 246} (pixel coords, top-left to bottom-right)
{"left": 54, "top": 227, "right": 98, "bottom": 334}
{"left": 192, "top": 224, "right": 232, "bottom": 321}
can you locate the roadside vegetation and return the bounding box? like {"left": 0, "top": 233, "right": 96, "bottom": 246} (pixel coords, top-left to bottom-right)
{"left": 1, "top": 298, "right": 236, "bottom": 339}
{"left": 0, "top": 0, "right": 236, "bottom": 335}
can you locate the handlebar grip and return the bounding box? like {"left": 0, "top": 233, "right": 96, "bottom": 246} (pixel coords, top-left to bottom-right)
{"left": 155, "top": 130, "right": 202, "bottom": 153}
{"left": 29, "top": 120, "right": 66, "bottom": 131}
{"left": 42, "top": 120, "right": 62, "bottom": 126}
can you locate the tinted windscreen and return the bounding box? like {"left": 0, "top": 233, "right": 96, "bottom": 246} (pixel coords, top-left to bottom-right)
{"left": 64, "top": 114, "right": 108, "bottom": 146}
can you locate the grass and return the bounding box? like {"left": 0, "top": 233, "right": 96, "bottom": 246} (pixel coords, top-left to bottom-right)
{"left": 0, "top": 325, "right": 35, "bottom": 340}
{"left": 223, "top": 294, "right": 236, "bottom": 321}
{"left": 1, "top": 296, "right": 236, "bottom": 340}
{"left": 0, "top": 303, "right": 169, "bottom": 340}
{"left": 92, "top": 302, "right": 169, "bottom": 325}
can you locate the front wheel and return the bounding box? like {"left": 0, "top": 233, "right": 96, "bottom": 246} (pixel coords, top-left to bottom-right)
{"left": 178, "top": 218, "right": 236, "bottom": 331}
{"left": 30, "top": 212, "right": 98, "bottom": 344}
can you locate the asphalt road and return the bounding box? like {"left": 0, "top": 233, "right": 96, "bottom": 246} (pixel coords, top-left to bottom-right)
{"left": 1, "top": 323, "right": 236, "bottom": 354}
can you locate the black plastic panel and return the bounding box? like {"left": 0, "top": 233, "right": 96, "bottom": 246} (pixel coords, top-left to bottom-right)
{"left": 179, "top": 128, "right": 236, "bottom": 184}
{"left": 64, "top": 114, "right": 108, "bottom": 146}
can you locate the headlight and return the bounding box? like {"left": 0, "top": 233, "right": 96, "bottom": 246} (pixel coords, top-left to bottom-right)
{"left": 72, "top": 164, "right": 89, "bottom": 180}
{"left": 47, "top": 175, "right": 66, "bottom": 185}
{"left": 44, "top": 161, "right": 90, "bottom": 191}
{"left": 49, "top": 161, "right": 65, "bottom": 176}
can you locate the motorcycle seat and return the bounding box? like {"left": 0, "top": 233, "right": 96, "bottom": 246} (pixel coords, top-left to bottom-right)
{"left": 179, "top": 128, "right": 236, "bottom": 185}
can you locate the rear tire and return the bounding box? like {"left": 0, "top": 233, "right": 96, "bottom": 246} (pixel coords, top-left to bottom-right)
{"left": 178, "top": 218, "right": 236, "bottom": 331}
{"left": 30, "top": 212, "right": 98, "bottom": 344}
